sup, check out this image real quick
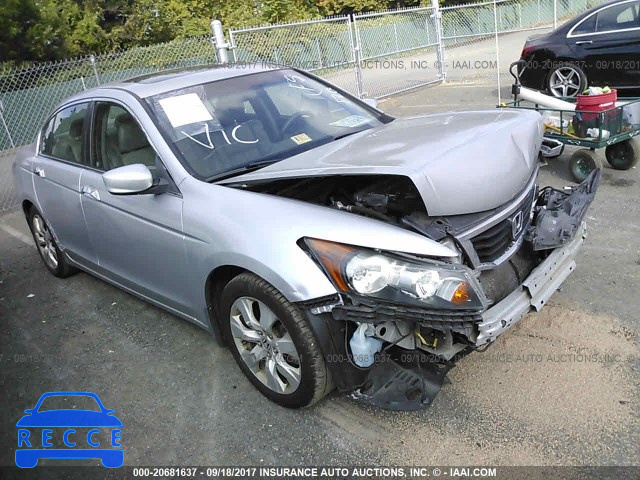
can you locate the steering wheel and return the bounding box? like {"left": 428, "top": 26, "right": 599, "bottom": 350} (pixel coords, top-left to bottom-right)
{"left": 281, "top": 111, "right": 313, "bottom": 137}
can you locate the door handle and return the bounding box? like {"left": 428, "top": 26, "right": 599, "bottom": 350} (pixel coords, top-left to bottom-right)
{"left": 81, "top": 186, "right": 101, "bottom": 201}
{"left": 34, "top": 167, "right": 45, "bottom": 178}
{"left": 575, "top": 40, "right": 593, "bottom": 45}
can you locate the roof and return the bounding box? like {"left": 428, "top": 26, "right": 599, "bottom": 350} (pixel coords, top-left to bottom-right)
{"left": 65, "top": 63, "right": 279, "bottom": 103}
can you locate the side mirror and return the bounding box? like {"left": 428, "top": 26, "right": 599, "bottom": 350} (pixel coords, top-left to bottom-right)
{"left": 102, "top": 164, "right": 154, "bottom": 195}
{"left": 362, "top": 98, "right": 379, "bottom": 109}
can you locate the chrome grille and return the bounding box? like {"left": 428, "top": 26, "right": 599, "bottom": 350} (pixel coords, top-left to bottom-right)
{"left": 470, "top": 219, "right": 513, "bottom": 263}
{"left": 468, "top": 185, "right": 536, "bottom": 266}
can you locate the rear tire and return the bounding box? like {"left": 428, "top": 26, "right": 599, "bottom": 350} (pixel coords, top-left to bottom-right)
{"left": 569, "top": 149, "right": 603, "bottom": 183}
{"left": 27, "top": 207, "right": 76, "bottom": 278}
{"left": 605, "top": 139, "right": 638, "bottom": 170}
{"left": 220, "top": 272, "right": 332, "bottom": 408}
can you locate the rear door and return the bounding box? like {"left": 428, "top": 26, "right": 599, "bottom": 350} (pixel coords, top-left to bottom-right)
{"left": 79, "top": 100, "right": 192, "bottom": 316}
{"left": 32, "top": 102, "right": 97, "bottom": 264}
{"left": 569, "top": 0, "right": 640, "bottom": 89}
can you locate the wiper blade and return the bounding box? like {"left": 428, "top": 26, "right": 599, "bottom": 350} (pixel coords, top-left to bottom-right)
{"left": 333, "top": 129, "right": 369, "bottom": 141}
{"left": 207, "top": 160, "right": 279, "bottom": 182}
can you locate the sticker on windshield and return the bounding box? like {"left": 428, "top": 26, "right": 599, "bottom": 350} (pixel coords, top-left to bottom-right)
{"left": 158, "top": 93, "right": 213, "bottom": 128}
{"left": 290, "top": 133, "right": 312, "bottom": 145}
{"left": 330, "top": 115, "right": 370, "bottom": 128}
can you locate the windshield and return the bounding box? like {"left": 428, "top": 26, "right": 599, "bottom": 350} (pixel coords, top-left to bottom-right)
{"left": 146, "top": 69, "right": 386, "bottom": 180}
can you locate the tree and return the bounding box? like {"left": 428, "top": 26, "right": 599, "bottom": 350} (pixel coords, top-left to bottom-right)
{"left": 0, "top": 0, "right": 40, "bottom": 63}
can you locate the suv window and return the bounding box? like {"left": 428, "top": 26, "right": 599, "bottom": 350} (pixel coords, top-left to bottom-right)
{"left": 40, "top": 103, "right": 89, "bottom": 164}
{"left": 596, "top": 1, "right": 639, "bottom": 32}
{"left": 91, "top": 102, "right": 156, "bottom": 171}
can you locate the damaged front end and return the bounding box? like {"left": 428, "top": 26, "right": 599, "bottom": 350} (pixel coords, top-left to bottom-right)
{"left": 298, "top": 169, "right": 601, "bottom": 410}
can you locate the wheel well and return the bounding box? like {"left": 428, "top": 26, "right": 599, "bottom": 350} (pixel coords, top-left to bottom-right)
{"left": 205, "top": 265, "right": 246, "bottom": 345}
{"left": 22, "top": 200, "right": 34, "bottom": 217}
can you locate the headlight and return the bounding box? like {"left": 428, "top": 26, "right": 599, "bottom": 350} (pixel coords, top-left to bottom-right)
{"left": 304, "top": 238, "right": 486, "bottom": 310}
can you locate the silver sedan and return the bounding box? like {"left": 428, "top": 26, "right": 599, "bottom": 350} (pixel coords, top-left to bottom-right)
{"left": 13, "top": 65, "right": 599, "bottom": 410}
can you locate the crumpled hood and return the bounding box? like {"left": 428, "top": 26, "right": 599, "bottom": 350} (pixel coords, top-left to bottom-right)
{"left": 218, "top": 109, "right": 543, "bottom": 215}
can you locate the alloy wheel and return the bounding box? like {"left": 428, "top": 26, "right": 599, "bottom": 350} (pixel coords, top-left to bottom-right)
{"left": 32, "top": 213, "right": 58, "bottom": 270}
{"left": 229, "top": 296, "right": 301, "bottom": 394}
{"left": 549, "top": 67, "right": 582, "bottom": 97}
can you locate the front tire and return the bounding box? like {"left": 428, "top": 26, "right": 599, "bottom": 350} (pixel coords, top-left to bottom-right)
{"left": 547, "top": 63, "right": 587, "bottom": 98}
{"left": 220, "top": 272, "right": 332, "bottom": 408}
{"left": 27, "top": 207, "right": 76, "bottom": 278}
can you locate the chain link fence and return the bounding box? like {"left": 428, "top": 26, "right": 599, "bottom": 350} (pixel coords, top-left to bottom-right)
{"left": 229, "top": 17, "right": 360, "bottom": 96}
{"left": 441, "top": 0, "right": 607, "bottom": 87}
{"left": 0, "top": 35, "right": 218, "bottom": 212}
{"left": 0, "top": 0, "right": 611, "bottom": 213}
{"left": 353, "top": 7, "right": 443, "bottom": 99}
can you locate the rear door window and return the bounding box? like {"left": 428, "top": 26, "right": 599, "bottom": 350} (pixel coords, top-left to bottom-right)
{"left": 595, "top": 1, "right": 639, "bottom": 32}
{"left": 40, "top": 103, "right": 89, "bottom": 165}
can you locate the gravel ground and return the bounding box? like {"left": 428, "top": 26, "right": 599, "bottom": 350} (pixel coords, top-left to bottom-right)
{"left": 0, "top": 83, "right": 638, "bottom": 471}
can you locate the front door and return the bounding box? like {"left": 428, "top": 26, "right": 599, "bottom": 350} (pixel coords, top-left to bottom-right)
{"left": 79, "top": 101, "right": 192, "bottom": 316}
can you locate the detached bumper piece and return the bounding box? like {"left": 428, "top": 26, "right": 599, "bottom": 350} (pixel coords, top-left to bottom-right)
{"left": 526, "top": 168, "right": 601, "bottom": 251}
{"left": 349, "top": 351, "right": 457, "bottom": 411}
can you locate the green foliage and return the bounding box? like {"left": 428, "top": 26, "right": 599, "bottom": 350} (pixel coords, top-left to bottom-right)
{"left": 0, "top": 0, "right": 451, "bottom": 64}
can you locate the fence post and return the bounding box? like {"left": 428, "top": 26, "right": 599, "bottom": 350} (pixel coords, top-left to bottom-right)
{"left": 518, "top": 4, "right": 522, "bottom": 29}
{"left": 211, "top": 20, "right": 230, "bottom": 63}
{"left": 493, "top": 0, "right": 501, "bottom": 104}
{"left": 349, "top": 15, "right": 364, "bottom": 98}
{"left": 315, "top": 38, "right": 323, "bottom": 69}
{"left": 90, "top": 55, "right": 100, "bottom": 85}
{"left": 0, "top": 98, "right": 15, "bottom": 149}
{"left": 393, "top": 23, "right": 399, "bottom": 53}
{"left": 553, "top": 0, "right": 558, "bottom": 29}
{"left": 431, "top": 0, "right": 446, "bottom": 82}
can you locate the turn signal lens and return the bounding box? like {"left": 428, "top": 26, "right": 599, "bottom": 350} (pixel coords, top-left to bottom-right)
{"left": 304, "top": 238, "right": 355, "bottom": 292}
{"left": 451, "top": 282, "right": 471, "bottom": 304}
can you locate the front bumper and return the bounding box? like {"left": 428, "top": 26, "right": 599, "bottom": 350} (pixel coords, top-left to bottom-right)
{"left": 476, "top": 222, "right": 586, "bottom": 345}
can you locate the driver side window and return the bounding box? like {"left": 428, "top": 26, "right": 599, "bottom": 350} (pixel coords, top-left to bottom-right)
{"left": 91, "top": 102, "right": 156, "bottom": 171}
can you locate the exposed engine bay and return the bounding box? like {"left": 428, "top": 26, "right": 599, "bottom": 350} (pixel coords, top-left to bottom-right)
{"left": 239, "top": 174, "right": 512, "bottom": 241}
{"left": 235, "top": 169, "right": 601, "bottom": 410}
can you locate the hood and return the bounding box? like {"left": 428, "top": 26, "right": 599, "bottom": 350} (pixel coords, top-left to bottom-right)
{"left": 218, "top": 109, "right": 543, "bottom": 216}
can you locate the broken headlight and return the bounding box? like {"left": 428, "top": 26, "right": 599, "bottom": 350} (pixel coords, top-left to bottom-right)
{"left": 304, "top": 238, "right": 486, "bottom": 310}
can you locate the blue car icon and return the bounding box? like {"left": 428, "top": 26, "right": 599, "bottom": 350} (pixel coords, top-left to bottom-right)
{"left": 16, "top": 391, "right": 123, "bottom": 468}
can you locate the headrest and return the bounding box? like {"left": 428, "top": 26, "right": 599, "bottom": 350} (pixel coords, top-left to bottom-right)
{"left": 69, "top": 117, "right": 84, "bottom": 139}
{"left": 115, "top": 112, "right": 149, "bottom": 153}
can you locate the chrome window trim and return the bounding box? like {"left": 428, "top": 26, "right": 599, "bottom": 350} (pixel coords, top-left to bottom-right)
{"left": 567, "top": 0, "right": 640, "bottom": 38}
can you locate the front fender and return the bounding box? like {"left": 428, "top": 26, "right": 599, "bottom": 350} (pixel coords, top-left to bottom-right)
{"left": 200, "top": 249, "right": 337, "bottom": 304}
